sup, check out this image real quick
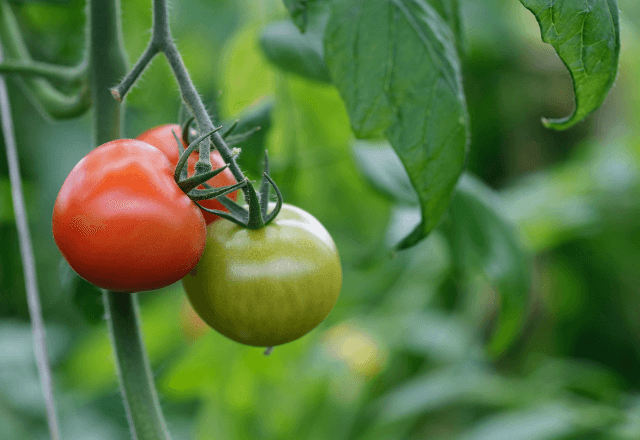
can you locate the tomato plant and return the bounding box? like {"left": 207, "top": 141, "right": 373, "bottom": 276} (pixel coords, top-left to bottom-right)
{"left": 137, "top": 124, "right": 238, "bottom": 224}
{"left": 52, "top": 139, "right": 207, "bottom": 292}
{"left": 182, "top": 203, "right": 342, "bottom": 347}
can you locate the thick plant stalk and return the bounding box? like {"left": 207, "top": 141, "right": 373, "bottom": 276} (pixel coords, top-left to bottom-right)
{"left": 0, "top": 46, "right": 61, "bottom": 440}
{"left": 87, "top": 0, "right": 172, "bottom": 439}
{"left": 103, "top": 292, "right": 171, "bottom": 440}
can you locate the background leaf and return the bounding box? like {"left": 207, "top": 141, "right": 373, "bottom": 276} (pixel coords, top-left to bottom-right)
{"left": 352, "top": 141, "right": 418, "bottom": 206}
{"left": 224, "top": 101, "right": 274, "bottom": 178}
{"left": 444, "top": 175, "right": 532, "bottom": 356}
{"left": 324, "top": 0, "right": 469, "bottom": 250}
{"left": 518, "top": 0, "right": 620, "bottom": 130}
{"left": 260, "top": 19, "right": 331, "bottom": 83}
{"left": 282, "top": 0, "right": 312, "bottom": 32}
{"left": 58, "top": 259, "right": 103, "bottom": 325}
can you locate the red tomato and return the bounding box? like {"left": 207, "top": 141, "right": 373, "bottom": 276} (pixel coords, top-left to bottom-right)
{"left": 52, "top": 139, "right": 206, "bottom": 292}
{"left": 137, "top": 124, "right": 238, "bottom": 224}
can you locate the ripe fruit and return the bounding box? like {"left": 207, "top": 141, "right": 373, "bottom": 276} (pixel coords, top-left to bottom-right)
{"left": 52, "top": 139, "right": 206, "bottom": 292}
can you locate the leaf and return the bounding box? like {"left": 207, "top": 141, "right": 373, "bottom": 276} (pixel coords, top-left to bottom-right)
{"left": 325, "top": 0, "right": 469, "bottom": 250}
{"left": 426, "top": 0, "right": 464, "bottom": 51}
{"left": 351, "top": 143, "right": 531, "bottom": 352}
{"left": 378, "top": 366, "right": 522, "bottom": 423}
{"left": 0, "top": 178, "right": 36, "bottom": 224}
{"left": 519, "top": 0, "right": 620, "bottom": 130}
{"left": 224, "top": 101, "right": 274, "bottom": 178}
{"left": 458, "top": 404, "right": 576, "bottom": 440}
{"left": 444, "top": 175, "right": 532, "bottom": 356}
{"left": 260, "top": 19, "right": 331, "bottom": 83}
{"left": 352, "top": 141, "right": 418, "bottom": 205}
{"left": 58, "top": 258, "right": 103, "bottom": 325}
{"left": 283, "top": 0, "right": 312, "bottom": 32}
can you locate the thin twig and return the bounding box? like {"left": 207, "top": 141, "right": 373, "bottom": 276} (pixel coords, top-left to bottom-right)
{"left": 112, "top": 0, "right": 249, "bottom": 197}
{"left": 0, "top": 45, "right": 61, "bottom": 440}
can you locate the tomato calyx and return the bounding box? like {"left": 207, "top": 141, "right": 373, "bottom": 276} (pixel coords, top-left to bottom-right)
{"left": 170, "top": 126, "right": 248, "bottom": 198}
{"left": 177, "top": 117, "right": 283, "bottom": 229}
{"left": 172, "top": 115, "right": 283, "bottom": 229}
{"left": 196, "top": 152, "right": 283, "bottom": 229}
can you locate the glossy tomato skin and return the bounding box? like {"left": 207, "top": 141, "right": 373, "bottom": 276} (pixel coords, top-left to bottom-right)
{"left": 136, "top": 124, "right": 238, "bottom": 224}
{"left": 52, "top": 139, "right": 206, "bottom": 292}
{"left": 182, "top": 204, "right": 342, "bottom": 347}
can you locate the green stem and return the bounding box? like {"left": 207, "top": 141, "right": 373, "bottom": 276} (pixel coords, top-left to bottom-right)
{"left": 88, "top": 0, "right": 171, "bottom": 439}
{"left": 0, "top": 0, "right": 90, "bottom": 119}
{"left": 0, "top": 45, "right": 61, "bottom": 440}
{"left": 104, "top": 292, "right": 171, "bottom": 440}
{"left": 0, "top": 58, "right": 86, "bottom": 82}
{"left": 112, "top": 0, "right": 249, "bottom": 197}
{"left": 110, "top": 42, "right": 158, "bottom": 101}
{"left": 87, "top": 0, "right": 127, "bottom": 145}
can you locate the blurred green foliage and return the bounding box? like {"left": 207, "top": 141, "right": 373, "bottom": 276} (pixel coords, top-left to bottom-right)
{"left": 1, "top": 0, "right": 640, "bottom": 439}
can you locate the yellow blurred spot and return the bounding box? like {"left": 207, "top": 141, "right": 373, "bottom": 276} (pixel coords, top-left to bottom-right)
{"left": 322, "top": 323, "right": 387, "bottom": 378}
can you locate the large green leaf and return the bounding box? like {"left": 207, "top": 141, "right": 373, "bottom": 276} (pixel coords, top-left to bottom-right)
{"left": 445, "top": 175, "right": 532, "bottom": 356}
{"left": 325, "top": 0, "right": 469, "bottom": 250}
{"left": 519, "top": 0, "right": 620, "bottom": 130}
{"left": 427, "top": 0, "right": 463, "bottom": 50}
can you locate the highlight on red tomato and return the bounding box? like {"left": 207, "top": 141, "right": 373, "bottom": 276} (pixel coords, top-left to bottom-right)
{"left": 182, "top": 203, "right": 342, "bottom": 347}
{"left": 137, "top": 124, "right": 238, "bottom": 224}
{"left": 52, "top": 139, "right": 207, "bottom": 292}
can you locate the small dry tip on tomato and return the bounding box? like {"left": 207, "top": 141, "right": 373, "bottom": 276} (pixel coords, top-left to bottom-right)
{"left": 182, "top": 203, "right": 342, "bottom": 347}
{"left": 52, "top": 139, "right": 207, "bottom": 292}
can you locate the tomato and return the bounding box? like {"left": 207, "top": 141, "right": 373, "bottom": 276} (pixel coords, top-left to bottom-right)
{"left": 182, "top": 204, "right": 342, "bottom": 347}
{"left": 136, "top": 124, "right": 238, "bottom": 224}
{"left": 52, "top": 139, "right": 206, "bottom": 292}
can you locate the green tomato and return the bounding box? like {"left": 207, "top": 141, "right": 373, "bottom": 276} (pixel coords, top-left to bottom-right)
{"left": 182, "top": 203, "right": 342, "bottom": 347}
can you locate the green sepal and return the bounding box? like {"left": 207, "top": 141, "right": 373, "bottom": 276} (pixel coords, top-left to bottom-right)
{"left": 174, "top": 127, "right": 221, "bottom": 182}
{"left": 259, "top": 151, "right": 270, "bottom": 219}
{"left": 245, "top": 181, "right": 265, "bottom": 230}
{"left": 226, "top": 127, "right": 261, "bottom": 147}
{"left": 262, "top": 173, "right": 283, "bottom": 226}
{"left": 170, "top": 129, "right": 188, "bottom": 181}
{"left": 216, "top": 195, "right": 250, "bottom": 225}
{"left": 181, "top": 116, "right": 196, "bottom": 145}
{"left": 187, "top": 180, "right": 247, "bottom": 201}
{"left": 178, "top": 164, "right": 230, "bottom": 193}
{"left": 193, "top": 202, "right": 248, "bottom": 227}
{"left": 222, "top": 119, "right": 239, "bottom": 139}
